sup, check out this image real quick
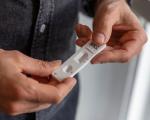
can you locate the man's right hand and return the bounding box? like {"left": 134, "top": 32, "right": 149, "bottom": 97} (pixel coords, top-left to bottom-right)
{"left": 0, "top": 49, "right": 76, "bottom": 116}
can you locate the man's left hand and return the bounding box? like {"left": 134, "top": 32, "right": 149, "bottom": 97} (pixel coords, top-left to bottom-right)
{"left": 76, "top": 0, "right": 147, "bottom": 63}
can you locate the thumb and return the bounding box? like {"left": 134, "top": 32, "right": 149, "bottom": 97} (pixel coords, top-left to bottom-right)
{"left": 20, "top": 54, "right": 62, "bottom": 76}
{"left": 92, "top": 12, "right": 116, "bottom": 45}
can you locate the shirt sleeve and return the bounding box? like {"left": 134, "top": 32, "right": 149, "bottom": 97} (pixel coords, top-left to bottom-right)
{"left": 81, "top": 0, "right": 132, "bottom": 17}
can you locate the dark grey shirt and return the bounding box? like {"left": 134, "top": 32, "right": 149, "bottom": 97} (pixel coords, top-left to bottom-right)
{"left": 0, "top": 0, "right": 88, "bottom": 120}
{"left": 0, "top": 0, "right": 130, "bottom": 120}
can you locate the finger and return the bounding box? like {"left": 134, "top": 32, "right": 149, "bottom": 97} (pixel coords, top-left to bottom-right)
{"left": 7, "top": 101, "right": 51, "bottom": 116}
{"left": 92, "top": 9, "right": 118, "bottom": 45}
{"left": 118, "top": 30, "right": 146, "bottom": 58}
{"left": 0, "top": 49, "right": 4, "bottom": 54}
{"left": 20, "top": 55, "right": 62, "bottom": 76}
{"left": 25, "top": 77, "right": 76, "bottom": 104}
{"left": 9, "top": 73, "right": 60, "bottom": 104}
{"left": 75, "top": 24, "right": 92, "bottom": 38}
{"left": 91, "top": 49, "right": 126, "bottom": 63}
{"left": 1, "top": 75, "right": 75, "bottom": 115}
{"left": 120, "top": 29, "right": 147, "bottom": 45}
{"left": 48, "top": 78, "right": 60, "bottom": 86}
{"left": 19, "top": 102, "right": 50, "bottom": 114}
{"left": 24, "top": 103, "right": 51, "bottom": 114}
{"left": 76, "top": 38, "right": 90, "bottom": 47}
{"left": 15, "top": 74, "right": 60, "bottom": 104}
{"left": 91, "top": 39, "right": 142, "bottom": 64}
{"left": 31, "top": 76, "right": 50, "bottom": 84}
{"left": 55, "top": 78, "right": 76, "bottom": 103}
{"left": 27, "top": 78, "right": 61, "bottom": 104}
{"left": 92, "top": 25, "right": 147, "bottom": 64}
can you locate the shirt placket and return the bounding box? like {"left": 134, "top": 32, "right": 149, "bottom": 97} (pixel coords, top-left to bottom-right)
{"left": 30, "top": 0, "right": 55, "bottom": 120}
{"left": 30, "top": 0, "right": 54, "bottom": 61}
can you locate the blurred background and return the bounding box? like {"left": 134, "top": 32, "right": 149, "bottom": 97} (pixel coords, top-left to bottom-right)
{"left": 76, "top": 0, "right": 150, "bottom": 120}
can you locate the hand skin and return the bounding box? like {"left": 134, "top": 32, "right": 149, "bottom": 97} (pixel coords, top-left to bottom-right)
{"left": 0, "top": 49, "right": 76, "bottom": 116}
{"left": 76, "top": 0, "right": 147, "bottom": 63}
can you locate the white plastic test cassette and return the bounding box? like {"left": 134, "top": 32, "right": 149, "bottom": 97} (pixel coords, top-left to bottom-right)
{"left": 52, "top": 41, "right": 106, "bottom": 81}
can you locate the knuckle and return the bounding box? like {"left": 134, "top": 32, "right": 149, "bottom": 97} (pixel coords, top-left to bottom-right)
{"left": 120, "top": 54, "right": 130, "bottom": 63}
{"left": 102, "top": 2, "right": 117, "bottom": 13}
{"left": 11, "top": 50, "right": 23, "bottom": 63}
{"left": 26, "top": 84, "right": 38, "bottom": 100}
{"left": 12, "top": 50, "right": 21, "bottom": 56}
{"left": 0, "top": 49, "right": 4, "bottom": 54}
{"left": 6, "top": 103, "right": 19, "bottom": 116}
{"left": 39, "top": 61, "right": 49, "bottom": 71}
{"left": 52, "top": 92, "right": 61, "bottom": 104}
{"left": 104, "top": 4, "right": 113, "bottom": 12}
{"left": 12, "top": 85, "right": 25, "bottom": 100}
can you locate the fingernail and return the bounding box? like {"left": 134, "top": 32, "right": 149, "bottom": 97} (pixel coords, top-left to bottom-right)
{"left": 92, "top": 61, "right": 98, "bottom": 64}
{"left": 94, "top": 33, "right": 105, "bottom": 44}
{"left": 92, "top": 60, "right": 103, "bottom": 64}
{"left": 70, "top": 78, "right": 77, "bottom": 88}
{"left": 91, "top": 59, "right": 97, "bottom": 64}
{"left": 72, "top": 78, "right": 77, "bottom": 83}
{"left": 68, "top": 77, "right": 77, "bottom": 86}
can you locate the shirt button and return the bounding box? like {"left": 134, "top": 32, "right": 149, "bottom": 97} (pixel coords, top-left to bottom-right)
{"left": 40, "top": 24, "right": 46, "bottom": 33}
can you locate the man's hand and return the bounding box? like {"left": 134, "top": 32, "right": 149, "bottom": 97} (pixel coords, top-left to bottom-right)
{"left": 76, "top": 0, "right": 147, "bottom": 63}
{"left": 0, "top": 49, "right": 76, "bottom": 116}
